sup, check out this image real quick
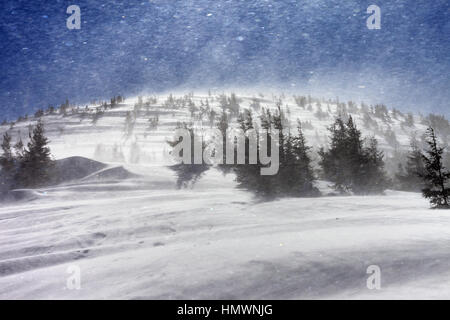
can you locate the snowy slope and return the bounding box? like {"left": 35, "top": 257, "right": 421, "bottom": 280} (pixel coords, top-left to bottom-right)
{"left": 0, "top": 91, "right": 431, "bottom": 165}
{"left": 1, "top": 184, "right": 450, "bottom": 299}
{"left": 0, "top": 91, "right": 449, "bottom": 299}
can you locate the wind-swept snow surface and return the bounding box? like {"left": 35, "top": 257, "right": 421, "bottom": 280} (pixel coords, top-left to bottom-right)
{"left": 1, "top": 176, "right": 450, "bottom": 299}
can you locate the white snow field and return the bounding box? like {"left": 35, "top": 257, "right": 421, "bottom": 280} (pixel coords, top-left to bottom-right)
{"left": 1, "top": 92, "right": 449, "bottom": 299}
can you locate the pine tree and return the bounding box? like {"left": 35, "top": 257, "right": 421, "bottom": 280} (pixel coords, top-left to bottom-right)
{"left": 345, "top": 116, "right": 365, "bottom": 191}
{"left": 0, "top": 132, "right": 15, "bottom": 190}
{"left": 148, "top": 115, "right": 159, "bottom": 131}
{"left": 234, "top": 112, "right": 317, "bottom": 199}
{"left": 124, "top": 111, "right": 135, "bottom": 139}
{"left": 421, "top": 127, "right": 450, "bottom": 208}
{"left": 237, "top": 112, "right": 246, "bottom": 132}
{"left": 272, "top": 106, "right": 286, "bottom": 163}
{"left": 319, "top": 117, "right": 349, "bottom": 193}
{"left": 396, "top": 138, "right": 425, "bottom": 191}
{"left": 216, "top": 110, "right": 230, "bottom": 168}
{"left": 16, "top": 120, "right": 54, "bottom": 188}
{"left": 234, "top": 110, "right": 273, "bottom": 198}
{"left": 0, "top": 132, "right": 13, "bottom": 169}
{"left": 60, "top": 99, "right": 69, "bottom": 116}
{"left": 359, "top": 137, "right": 389, "bottom": 194}
{"left": 34, "top": 109, "right": 44, "bottom": 118}
{"left": 285, "top": 120, "right": 317, "bottom": 196}
{"left": 228, "top": 93, "right": 240, "bottom": 116}
{"left": 92, "top": 108, "right": 104, "bottom": 125}
{"left": 167, "top": 123, "right": 209, "bottom": 188}
{"left": 14, "top": 137, "right": 24, "bottom": 159}
{"left": 319, "top": 116, "right": 388, "bottom": 194}
{"left": 208, "top": 109, "right": 216, "bottom": 128}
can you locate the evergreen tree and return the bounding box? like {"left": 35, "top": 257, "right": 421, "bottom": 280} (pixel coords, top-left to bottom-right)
{"left": 148, "top": 115, "right": 159, "bottom": 131}
{"left": 167, "top": 123, "right": 209, "bottom": 188}
{"left": 228, "top": 93, "right": 240, "bottom": 116}
{"left": 124, "top": 111, "right": 135, "bottom": 139}
{"left": 34, "top": 109, "right": 44, "bottom": 118}
{"left": 16, "top": 121, "right": 54, "bottom": 188}
{"left": 208, "top": 108, "right": 216, "bottom": 128}
{"left": 60, "top": 99, "right": 69, "bottom": 116}
{"left": 319, "top": 117, "right": 349, "bottom": 192}
{"left": 284, "top": 120, "right": 317, "bottom": 196}
{"left": 294, "top": 95, "right": 307, "bottom": 109}
{"left": 359, "top": 137, "right": 389, "bottom": 194}
{"left": 272, "top": 106, "right": 286, "bottom": 163}
{"left": 250, "top": 98, "right": 261, "bottom": 111}
{"left": 0, "top": 132, "right": 13, "bottom": 169}
{"left": 167, "top": 105, "right": 320, "bottom": 199}
{"left": 319, "top": 116, "right": 388, "bottom": 194}
{"left": 234, "top": 110, "right": 273, "bottom": 198}
{"left": 0, "top": 132, "right": 15, "bottom": 190}
{"left": 396, "top": 138, "right": 425, "bottom": 191}
{"left": 92, "top": 108, "right": 104, "bottom": 125}
{"left": 421, "top": 127, "right": 450, "bottom": 208}
{"left": 234, "top": 112, "right": 317, "bottom": 199}
{"left": 345, "top": 116, "right": 366, "bottom": 191}
{"left": 216, "top": 110, "right": 230, "bottom": 169}
{"left": 14, "top": 137, "right": 24, "bottom": 159}
{"left": 259, "top": 108, "right": 272, "bottom": 131}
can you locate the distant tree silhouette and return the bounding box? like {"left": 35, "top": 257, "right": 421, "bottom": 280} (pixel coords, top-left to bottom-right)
{"left": 396, "top": 138, "right": 425, "bottom": 191}
{"left": 0, "top": 132, "right": 15, "bottom": 190}
{"left": 421, "top": 127, "right": 450, "bottom": 209}
{"left": 16, "top": 120, "right": 54, "bottom": 188}
{"left": 167, "top": 123, "right": 209, "bottom": 188}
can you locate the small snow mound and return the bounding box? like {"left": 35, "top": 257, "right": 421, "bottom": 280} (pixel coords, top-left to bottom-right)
{"left": 54, "top": 156, "right": 138, "bottom": 183}
{"left": 53, "top": 156, "right": 107, "bottom": 184}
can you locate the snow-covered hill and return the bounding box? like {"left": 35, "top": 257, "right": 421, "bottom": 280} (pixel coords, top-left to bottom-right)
{"left": 0, "top": 91, "right": 437, "bottom": 169}
{"left": 1, "top": 91, "right": 450, "bottom": 299}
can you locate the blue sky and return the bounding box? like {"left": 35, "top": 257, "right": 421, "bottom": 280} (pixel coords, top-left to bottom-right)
{"left": 1, "top": 0, "right": 449, "bottom": 119}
